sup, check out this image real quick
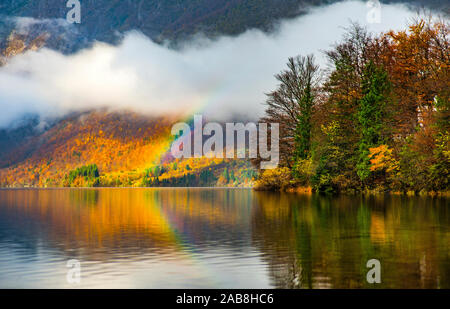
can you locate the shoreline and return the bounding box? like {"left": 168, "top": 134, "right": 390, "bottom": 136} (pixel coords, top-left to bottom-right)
{"left": 1, "top": 186, "right": 448, "bottom": 197}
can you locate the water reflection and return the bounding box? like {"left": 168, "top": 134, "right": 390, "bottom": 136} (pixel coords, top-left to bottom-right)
{"left": 0, "top": 189, "right": 448, "bottom": 288}
{"left": 252, "top": 193, "right": 450, "bottom": 288}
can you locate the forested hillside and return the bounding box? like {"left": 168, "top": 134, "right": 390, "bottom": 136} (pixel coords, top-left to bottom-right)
{"left": 254, "top": 19, "right": 449, "bottom": 194}
{"left": 0, "top": 27, "right": 256, "bottom": 188}
{"left": 0, "top": 0, "right": 448, "bottom": 52}
{"left": 0, "top": 111, "right": 256, "bottom": 188}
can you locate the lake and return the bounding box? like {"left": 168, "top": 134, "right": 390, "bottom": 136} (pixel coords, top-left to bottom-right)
{"left": 0, "top": 188, "right": 448, "bottom": 288}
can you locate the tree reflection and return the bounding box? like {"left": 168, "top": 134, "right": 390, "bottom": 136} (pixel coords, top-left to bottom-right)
{"left": 252, "top": 192, "right": 450, "bottom": 288}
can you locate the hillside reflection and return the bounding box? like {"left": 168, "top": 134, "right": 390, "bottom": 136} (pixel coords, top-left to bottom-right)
{"left": 0, "top": 189, "right": 448, "bottom": 288}
{"left": 0, "top": 189, "right": 252, "bottom": 257}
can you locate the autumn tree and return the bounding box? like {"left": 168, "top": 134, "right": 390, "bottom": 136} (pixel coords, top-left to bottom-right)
{"left": 262, "top": 55, "right": 320, "bottom": 168}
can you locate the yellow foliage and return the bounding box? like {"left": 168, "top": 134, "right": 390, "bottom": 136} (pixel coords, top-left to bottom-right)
{"left": 369, "top": 145, "right": 399, "bottom": 173}
{"left": 255, "top": 167, "right": 292, "bottom": 191}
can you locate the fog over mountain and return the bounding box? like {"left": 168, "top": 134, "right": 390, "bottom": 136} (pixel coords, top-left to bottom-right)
{"left": 0, "top": 1, "right": 428, "bottom": 127}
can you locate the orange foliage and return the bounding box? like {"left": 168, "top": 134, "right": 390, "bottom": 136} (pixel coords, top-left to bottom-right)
{"left": 0, "top": 111, "right": 175, "bottom": 187}
{"left": 0, "top": 111, "right": 256, "bottom": 188}
{"left": 369, "top": 145, "right": 398, "bottom": 173}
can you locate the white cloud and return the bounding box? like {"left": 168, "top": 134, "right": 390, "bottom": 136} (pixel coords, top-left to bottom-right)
{"left": 0, "top": 1, "right": 418, "bottom": 127}
{"left": 11, "top": 16, "right": 73, "bottom": 34}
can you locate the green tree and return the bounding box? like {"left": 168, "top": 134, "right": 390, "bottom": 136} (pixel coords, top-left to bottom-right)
{"left": 312, "top": 25, "right": 373, "bottom": 192}
{"left": 66, "top": 164, "right": 100, "bottom": 187}
{"left": 356, "top": 61, "right": 390, "bottom": 183}
{"left": 230, "top": 170, "right": 235, "bottom": 182}
{"left": 429, "top": 96, "right": 449, "bottom": 191}
{"left": 222, "top": 167, "right": 230, "bottom": 183}
{"left": 293, "top": 55, "right": 317, "bottom": 162}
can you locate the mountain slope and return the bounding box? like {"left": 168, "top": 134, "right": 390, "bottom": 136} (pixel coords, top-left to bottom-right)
{"left": 0, "top": 111, "right": 256, "bottom": 187}
{"left": 1, "top": 1, "right": 447, "bottom": 52}
{"left": 0, "top": 28, "right": 255, "bottom": 188}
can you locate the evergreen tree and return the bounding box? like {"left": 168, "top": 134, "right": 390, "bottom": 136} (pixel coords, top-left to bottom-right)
{"left": 222, "top": 168, "right": 230, "bottom": 183}
{"left": 429, "top": 96, "right": 450, "bottom": 191}
{"left": 230, "top": 170, "right": 235, "bottom": 182}
{"left": 294, "top": 57, "right": 316, "bottom": 162}
{"left": 356, "top": 61, "right": 390, "bottom": 182}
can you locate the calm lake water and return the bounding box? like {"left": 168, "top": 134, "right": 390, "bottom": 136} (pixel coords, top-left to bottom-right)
{"left": 0, "top": 188, "right": 448, "bottom": 289}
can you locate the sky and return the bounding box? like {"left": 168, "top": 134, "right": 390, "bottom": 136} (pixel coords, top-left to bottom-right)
{"left": 0, "top": 1, "right": 424, "bottom": 127}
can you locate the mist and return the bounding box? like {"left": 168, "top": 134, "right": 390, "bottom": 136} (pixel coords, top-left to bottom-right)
{"left": 0, "top": 1, "right": 419, "bottom": 127}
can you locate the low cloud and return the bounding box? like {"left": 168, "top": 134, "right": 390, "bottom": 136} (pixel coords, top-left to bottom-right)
{"left": 12, "top": 16, "right": 73, "bottom": 34}
{"left": 0, "top": 1, "right": 419, "bottom": 127}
